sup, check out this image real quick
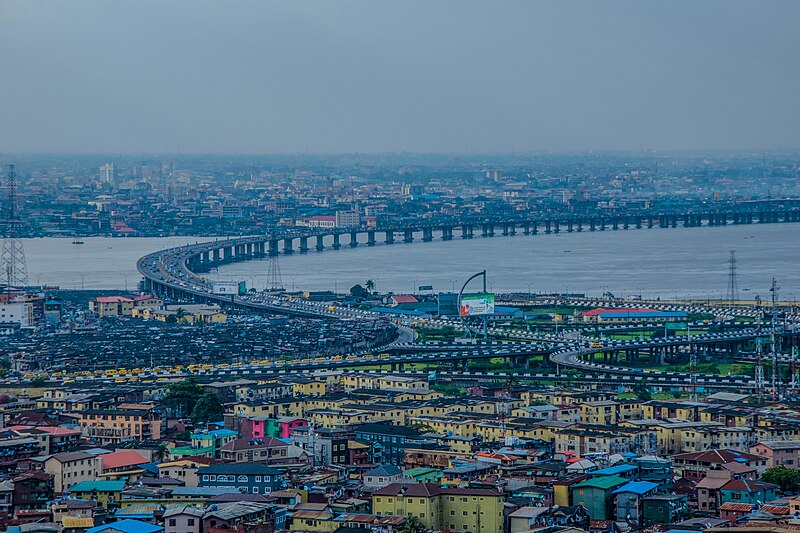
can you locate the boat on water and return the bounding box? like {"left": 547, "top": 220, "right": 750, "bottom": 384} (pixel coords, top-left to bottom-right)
{"left": 72, "top": 239, "right": 85, "bottom": 245}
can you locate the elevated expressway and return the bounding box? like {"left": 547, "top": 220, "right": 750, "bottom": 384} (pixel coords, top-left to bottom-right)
{"left": 132, "top": 210, "right": 800, "bottom": 393}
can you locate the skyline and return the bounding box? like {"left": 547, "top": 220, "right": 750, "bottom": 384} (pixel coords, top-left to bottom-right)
{"left": 1, "top": 1, "right": 799, "bottom": 154}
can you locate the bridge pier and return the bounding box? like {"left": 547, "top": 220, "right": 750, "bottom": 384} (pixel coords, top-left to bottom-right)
{"left": 442, "top": 226, "right": 453, "bottom": 241}
{"left": 590, "top": 219, "right": 596, "bottom": 231}
{"left": 404, "top": 229, "right": 414, "bottom": 243}
{"left": 531, "top": 221, "right": 538, "bottom": 235}
{"left": 299, "top": 237, "right": 309, "bottom": 253}
{"left": 567, "top": 220, "right": 574, "bottom": 233}
{"left": 283, "top": 238, "right": 293, "bottom": 254}
{"left": 545, "top": 221, "right": 551, "bottom": 234}
{"left": 367, "top": 231, "right": 376, "bottom": 246}
{"left": 385, "top": 231, "right": 394, "bottom": 245}
{"left": 268, "top": 240, "right": 279, "bottom": 256}
{"left": 315, "top": 235, "right": 324, "bottom": 252}
{"left": 461, "top": 225, "right": 473, "bottom": 239}
{"left": 553, "top": 221, "right": 560, "bottom": 233}
{"left": 422, "top": 227, "right": 433, "bottom": 242}
{"left": 333, "top": 234, "right": 341, "bottom": 250}
{"left": 350, "top": 232, "right": 359, "bottom": 248}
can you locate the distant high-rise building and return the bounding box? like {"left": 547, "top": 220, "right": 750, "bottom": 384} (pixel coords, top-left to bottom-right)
{"left": 100, "top": 163, "right": 115, "bottom": 184}
{"left": 335, "top": 209, "right": 360, "bottom": 228}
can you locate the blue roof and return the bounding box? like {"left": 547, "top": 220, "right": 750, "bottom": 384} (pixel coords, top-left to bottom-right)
{"left": 87, "top": 520, "right": 163, "bottom": 533}
{"left": 612, "top": 481, "right": 660, "bottom": 495}
{"left": 494, "top": 306, "right": 521, "bottom": 314}
{"left": 590, "top": 464, "right": 638, "bottom": 476}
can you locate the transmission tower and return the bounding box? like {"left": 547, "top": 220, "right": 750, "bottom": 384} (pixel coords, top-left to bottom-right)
{"left": 1, "top": 164, "right": 28, "bottom": 289}
{"left": 755, "top": 335, "right": 765, "bottom": 403}
{"left": 768, "top": 278, "right": 781, "bottom": 401}
{"left": 266, "top": 255, "right": 284, "bottom": 292}
{"left": 726, "top": 251, "right": 738, "bottom": 305}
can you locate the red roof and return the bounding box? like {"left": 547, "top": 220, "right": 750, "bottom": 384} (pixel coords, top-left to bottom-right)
{"left": 100, "top": 450, "right": 148, "bottom": 470}
{"left": 10, "top": 425, "right": 80, "bottom": 436}
{"left": 672, "top": 449, "right": 765, "bottom": 463}
{"left": 95, "top": 296, "right": 134, "bottom": 304}
{"left": 719, "top": 502, "right": 753, "bottom": 512}
{"left": 583, "top": 307, "right": 660, "bottom": 316}
{"left": 390, "top": 294, "right": 418, "bottom": 304}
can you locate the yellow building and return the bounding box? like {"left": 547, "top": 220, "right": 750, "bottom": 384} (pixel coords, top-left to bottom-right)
{"left": 90, "top": 296, "right": 134, "bottom": 317}
{"left": 377, "top": 375, "right": 429, "bottom": 392}
{"left": 580, "top": 401, "right": 619, "bottom": 426}
{"left": 372, "top": 483, "right": 504, "bottom": 533}
{"left": 290, "top": 511, "right": 337, "bottom": 531}
{"left": 291, "top": 377, "right": 327, "bottom": 397}
{"left": 67, "top": 480, "right": 125, "bottom": 508}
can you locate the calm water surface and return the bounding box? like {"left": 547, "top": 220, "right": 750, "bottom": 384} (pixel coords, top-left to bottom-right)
{"left": 21, "top": 224, "right": 800, "bottom": 300}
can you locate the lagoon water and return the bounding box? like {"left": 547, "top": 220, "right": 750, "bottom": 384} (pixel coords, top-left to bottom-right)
{"left": 23, "top": 223, "right": 800, "bottom": 300}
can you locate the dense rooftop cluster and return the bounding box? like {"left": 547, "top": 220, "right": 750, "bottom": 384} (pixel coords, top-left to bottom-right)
{"left": 8, "top": 153, "right": 800, "bottom": 237}
{"left": 0, "top": 370, "right": 798, "bottom": 533}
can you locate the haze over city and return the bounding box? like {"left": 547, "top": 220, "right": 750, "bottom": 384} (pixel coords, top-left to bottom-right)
{"left": 1, "top": 1, "right": 800, "bottom": 154}
{"left": 2, "top": 3, "right": 800, "bottom": 533}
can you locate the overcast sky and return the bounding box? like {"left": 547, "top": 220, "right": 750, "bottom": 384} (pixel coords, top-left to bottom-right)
{"left": 1, "top": 1, "right": 798, "bottom": 154}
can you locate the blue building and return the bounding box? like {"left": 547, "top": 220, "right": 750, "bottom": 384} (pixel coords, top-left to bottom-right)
{"left": 198, "top": 463, "right": 282, "bottom": 494}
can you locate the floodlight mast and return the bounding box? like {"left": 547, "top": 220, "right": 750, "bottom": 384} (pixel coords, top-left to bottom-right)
{"left": 458, "top": 270, "right": 488, "bottom": 340}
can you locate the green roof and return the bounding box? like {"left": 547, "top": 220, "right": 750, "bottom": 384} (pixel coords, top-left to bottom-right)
{"left": 69, "top": 480, "right": 126, "bottom": 492}
{"left": 573, "top": 475, "right": 628, "bottom": 490}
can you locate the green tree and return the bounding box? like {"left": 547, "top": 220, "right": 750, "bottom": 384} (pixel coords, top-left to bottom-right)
{"left": 632, "top": 384, "right": 652, "bottom": 401}
{"left": 761, "top": 466, "right": 800, "bottom": 492}
{"left": 350, "top": 284, "right": 369, "bottom": 299}
{"left": 399, "top": 516, "right": 426, "bottom": 533}
{"left": 191, "top": 391, "right": 224, "bottom": 425}
{"left": 365, "top": 279, "right": 375, "bottom": 293}
{"left": 163, "top": 377, "right": 206, "bottom": 418}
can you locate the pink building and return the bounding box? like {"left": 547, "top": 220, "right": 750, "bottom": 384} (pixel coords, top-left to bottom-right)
{"left": 750, "top": 441, "right": 800, "bottom": 468}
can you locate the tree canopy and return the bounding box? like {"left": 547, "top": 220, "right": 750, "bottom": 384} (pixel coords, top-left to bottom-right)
{"left": 761, "top": 466, "right": 800, "bottom": 492}
{"left": 350, "top": 284, "right": 369, "bottom": 299}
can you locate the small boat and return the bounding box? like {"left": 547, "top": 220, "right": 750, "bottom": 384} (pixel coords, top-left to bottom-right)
{"left": 72, "top": 239, "right": 85, "bottom": 245}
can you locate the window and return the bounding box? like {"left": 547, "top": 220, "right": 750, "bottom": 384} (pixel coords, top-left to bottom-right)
{"left": 202, "top": 475, "right": 209, "bottom": 481}
{"left": 253, "top": 487, "right": 259, "bottom": 493}
{"left": 255, "top": 476, "right": 262, "bottom": 482}
{"left": 237, "top": 475, "right": 247, "bottom": 482}
{"left": 187, "top": 519, "right": 194, "bottom": 526}
{"left": 168, "top": 520, "right": 176, "bottom": 527}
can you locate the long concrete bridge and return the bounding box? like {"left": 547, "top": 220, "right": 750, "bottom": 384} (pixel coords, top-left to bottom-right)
{"left": 139, "top": 208, "right": 800, "bottom": 304}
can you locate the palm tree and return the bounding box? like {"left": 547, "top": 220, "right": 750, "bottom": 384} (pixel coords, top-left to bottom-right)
{"left": 399, "top": 516, "right": 425, "bottom": 533}
{"left": 365, "top": 279, "right": 376, "bottom": 293}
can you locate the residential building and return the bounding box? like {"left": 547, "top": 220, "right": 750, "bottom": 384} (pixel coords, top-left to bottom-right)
{"left": 372, "top": 483, "right": 504, "bottom": 533}
{"left": 198, "top": 463, "right": 282, "bottom": 494}
{"left": 43, "top": 452, "right": 100, "bottom": 493}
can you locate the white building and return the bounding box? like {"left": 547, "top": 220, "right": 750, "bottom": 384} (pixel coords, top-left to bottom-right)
{"left": 0, "top": 302, "right": 34, "bottom": 327}
{"left": 335, "top": 209, "right": 360, "bottom": 228}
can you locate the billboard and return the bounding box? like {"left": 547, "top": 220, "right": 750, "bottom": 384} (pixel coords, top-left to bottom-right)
{"left": 213, "top": 281, "right": 245, "bottom": 295}
{"left": 459, "top": 293, "right": 495, "bottom": 316}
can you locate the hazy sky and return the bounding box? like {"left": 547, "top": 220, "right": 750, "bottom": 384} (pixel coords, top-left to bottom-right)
{"left": 1, "top": 1, "right": 798, "bottom": 154}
